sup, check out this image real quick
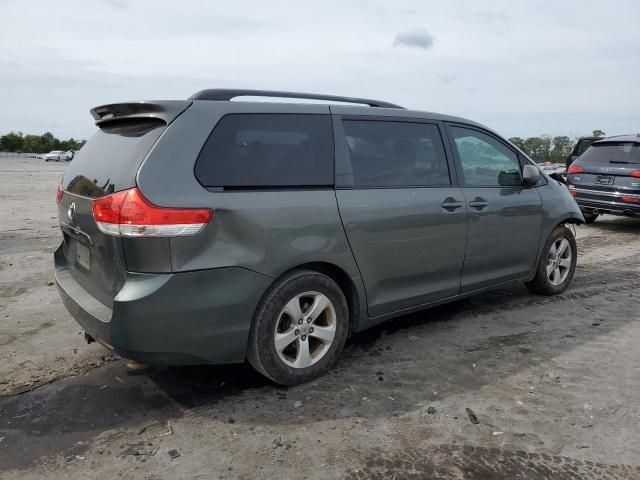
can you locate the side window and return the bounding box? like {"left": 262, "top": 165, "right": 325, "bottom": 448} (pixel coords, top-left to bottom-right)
{"left": 450, "top": 126, "right": 522, "bottom": 187}
{"left": 195, "top": 114, "right": 333, "bottom": 188}
{"left": 577, "top": 139, "right": 594, "bottom": 156}
{"left": 342, "top": 120, "right": 450, "bottom": 188}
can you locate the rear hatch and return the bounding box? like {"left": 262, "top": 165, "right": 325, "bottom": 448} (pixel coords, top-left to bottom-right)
{"left": 569, "top": 141, "right": 640, "bottom": 193}
{"left": 57, "top": 101, "right": 191, "bottom": 308}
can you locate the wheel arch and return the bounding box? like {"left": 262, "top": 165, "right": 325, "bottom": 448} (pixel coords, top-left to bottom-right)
{"left": 269, "top": 261, "right": 365, "bottom": 334}
{"left": 528, "top": 216, "right": 579, "bottom": 282}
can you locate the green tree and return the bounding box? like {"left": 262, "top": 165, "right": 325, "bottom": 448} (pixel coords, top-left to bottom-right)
{"left": 22, "top": 134, "right": 45, "bottom": 152}
{"left": 40, "top": 131, "right": 57, "bottom": 152}
{"left": 508, "top": 137, "right": 526, "bottom": 151}
{"left": 592, "top": 129, "right": 606, "bottom": 137}
{"left": 523, "top": 135, "right": 552, "bottom": 162}
{"left": 0, "top": 131, "right": 86, "bottom": 153}
{"left": 0, "top": 132, "right": 24, "bottom": 152}
{"left": 551, "top": 136, "right": 573, "bottom": 163}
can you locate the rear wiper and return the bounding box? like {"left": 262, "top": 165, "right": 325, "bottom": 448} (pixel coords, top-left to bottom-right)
{"left": 609, "top": 160, "right": 632, "bottom": 164}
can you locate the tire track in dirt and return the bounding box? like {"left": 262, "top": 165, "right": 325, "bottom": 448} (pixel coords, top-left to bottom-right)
{"left": 347, "top": 444, "right": 640, "bottom": 480}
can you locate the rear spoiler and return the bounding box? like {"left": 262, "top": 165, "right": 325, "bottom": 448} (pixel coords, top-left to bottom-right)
{"left": 90, "top": 101, "right": 192, "bottom": 127}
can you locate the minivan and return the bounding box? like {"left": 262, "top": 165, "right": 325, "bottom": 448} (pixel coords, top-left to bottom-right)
{"left": 55, "top": 89, "right": 584, "bottom": 385}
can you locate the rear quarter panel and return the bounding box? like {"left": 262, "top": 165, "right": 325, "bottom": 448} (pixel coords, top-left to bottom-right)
{"left": 136, "top": 101, "right": 364, "bottom": 304}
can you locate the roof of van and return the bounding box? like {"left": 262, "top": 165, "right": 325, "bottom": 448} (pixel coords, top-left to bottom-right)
{"left": 188, "top": 88, "right": 487, "bottom": 129}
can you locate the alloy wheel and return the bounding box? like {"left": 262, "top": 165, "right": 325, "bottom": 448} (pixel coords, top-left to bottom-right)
{"left": 273, "top": 291, "right": 336, "bottom": 368}
{"left": 546, "top": 238, "right": 572, "bottom": 286}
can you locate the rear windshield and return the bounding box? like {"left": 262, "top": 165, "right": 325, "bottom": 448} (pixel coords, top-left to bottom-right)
{"left": 579, "top": 142, "right": 640, "bottom": 165}
{"left": 195, "top": 114, "right": 333, "bottom": 188}
{"left": 62, "top": 119, "right": 165, "bottom": 198}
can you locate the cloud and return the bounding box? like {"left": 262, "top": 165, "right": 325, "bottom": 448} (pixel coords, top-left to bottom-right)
{"left": 393, "top": 28, "right": 435, "bottom": 50}
{"left": 438, "top": 74, "right": 459, "bottom": 85}
{"left": 102, "top": 0, "right": 129, "bottom": 8}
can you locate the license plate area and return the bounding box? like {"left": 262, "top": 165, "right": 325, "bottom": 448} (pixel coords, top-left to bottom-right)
{"left": 595, "top": 174, "right": 614, "bottom": 186}
{"left": 75, "top": 241, "right": 90, "bottom": 270}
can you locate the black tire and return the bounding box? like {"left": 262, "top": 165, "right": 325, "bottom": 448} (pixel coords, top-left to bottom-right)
{"left": 582, "top": 212, "right": 598, "bottom": 224}
{"left": 247, "top": 270, "right": 349, "bottom": 385}
{"left": 525, "top": 224, "right": 577, "bottom": 295}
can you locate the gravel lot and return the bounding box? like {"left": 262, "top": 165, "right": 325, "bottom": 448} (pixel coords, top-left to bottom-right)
{"left": 1, "top": 157, "right": 639, "bottom": 479}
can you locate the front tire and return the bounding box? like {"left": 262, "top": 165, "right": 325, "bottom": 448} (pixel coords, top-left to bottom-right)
{"left": 525, "top": 225, "right": 577, "bottom": 295}
{"left": 247, "top": 270, "right": 349, "bottom": 385}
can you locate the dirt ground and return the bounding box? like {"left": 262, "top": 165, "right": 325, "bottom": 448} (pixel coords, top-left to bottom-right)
{"left": 1, "top": 156, "right": 639, "bottom": 479}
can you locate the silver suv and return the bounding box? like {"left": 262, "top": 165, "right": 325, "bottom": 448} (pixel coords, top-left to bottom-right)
{"left": 54, "top": 89, "right": 584, "bottom": 385}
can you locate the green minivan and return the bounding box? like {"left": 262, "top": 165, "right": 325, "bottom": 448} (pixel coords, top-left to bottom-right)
{"left": 55, "top": 89, "right": 584, "bottom": 385}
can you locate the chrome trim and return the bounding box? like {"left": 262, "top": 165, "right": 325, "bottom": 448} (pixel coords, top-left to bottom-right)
{"left": 578, "top": 199, "right": 638, "bottom": 210}
{"left": 569, "top": 186, "right": 640, "bottom": 200}
{"left": 60, "top": 221, "right": 94, "bottom": 246}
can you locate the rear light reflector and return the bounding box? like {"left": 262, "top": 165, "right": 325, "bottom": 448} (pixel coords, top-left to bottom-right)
{"left": 567, "top": 165, "right": 584, "bottom": 174}
{"left": 630, "top": 170, "right": 640, "bottom": 178}
{"left": 622, "top": 196, "right": 640, "bottom": 204}
{"left": 56, "top": 184, "right": 64, "bottom": 204}
{"left": 92, "top": 187, "right": 213, "bottom": 237}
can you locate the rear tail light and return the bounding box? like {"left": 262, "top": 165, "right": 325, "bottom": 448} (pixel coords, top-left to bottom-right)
{"left": 622, "top": 196, "right": 640, "bottom": 204}
{"left": 567, "top": 165, "right": 584, "bottom": 174}
{"left": 630, "top": 170, "right": 640, "bottom": 178}
{"left": 56, "top": 184, "right": 64, "bottom": 204}
{"left": 92, "top": 187, "right": 214, "bottom": 237}
{"left": 568, "top": 185, "right": 578, "bottom": 196}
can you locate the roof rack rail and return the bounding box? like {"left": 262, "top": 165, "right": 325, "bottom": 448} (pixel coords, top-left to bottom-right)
{"left": 188, "top": 89, "right": 404, "bottom": 109}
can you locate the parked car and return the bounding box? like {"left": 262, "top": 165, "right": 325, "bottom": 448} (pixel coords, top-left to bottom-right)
{"left": 567, "top": 135, "right": 640, "bottom": 223}
{"left": 566, "top": 136, "right": 603, "bottom": 171}
{"left": 44, "top": 150, "right": 73, "bottom": 162}
{"left": 54, "top": 89, "right": 584, "bottom": 385}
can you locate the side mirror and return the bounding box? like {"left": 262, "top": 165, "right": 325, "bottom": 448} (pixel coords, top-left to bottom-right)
{"left": 522, "top": 164, "right": 541, "bottom": 187}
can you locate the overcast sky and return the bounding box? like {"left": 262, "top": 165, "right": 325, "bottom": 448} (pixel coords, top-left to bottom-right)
{"left": 1, "top": 0, "right": 639, "bottom": 140}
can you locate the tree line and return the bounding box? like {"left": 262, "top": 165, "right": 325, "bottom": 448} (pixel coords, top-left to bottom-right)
{"left": 0, "top": 131, "right": 86, "bottom": 153}
{"left": 508, "top": 130, "right": 606, "bottom": 164}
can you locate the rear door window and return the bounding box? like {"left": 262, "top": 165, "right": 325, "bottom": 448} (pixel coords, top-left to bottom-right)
{"left": 341, "top": 120, "right": 450, "bottom": 188}
{"left": 450, "top": 126, "right": 522, "bottom": 187}
{"left": 195, "top": 114, "right": 333, "bottom": 188}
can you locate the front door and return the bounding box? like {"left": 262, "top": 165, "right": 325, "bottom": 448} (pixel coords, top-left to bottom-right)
{"left": 446, "top": 124, "right": 543, "bottom": 292}
{"left": 334, "top": 117, "right": 467, "bottom": 317}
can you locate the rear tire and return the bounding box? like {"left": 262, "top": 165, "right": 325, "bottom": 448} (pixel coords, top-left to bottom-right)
{"left": 247, "top": 270, "right": 349, "bottom": 386}
{"left": 525, "top": 225, "right": 577, "bottom": 295}
{"left": 582, "top": 212, "right": 598, "bottom": 224}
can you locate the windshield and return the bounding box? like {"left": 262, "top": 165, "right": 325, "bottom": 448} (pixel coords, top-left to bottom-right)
{"left": 579, "top": 142, "right": 640, "bottom": 165}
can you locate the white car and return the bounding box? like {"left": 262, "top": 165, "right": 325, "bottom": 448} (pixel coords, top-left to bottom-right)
{"left": 43, "top": 151, "right": 73, "bottom": 162}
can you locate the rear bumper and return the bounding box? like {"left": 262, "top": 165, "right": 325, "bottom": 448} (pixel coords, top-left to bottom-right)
{"left": 54, "top": 245, "right": 272, "bottom": 366}
{"left": 569, "top": 187, "right": 640, "bottom": 217}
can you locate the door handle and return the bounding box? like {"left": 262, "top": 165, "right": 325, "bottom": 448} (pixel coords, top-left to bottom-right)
{"left": 469, "top": 199, "right": 489, "bottom": 210}
{"left": 441, "top": 200, "right": 463, "bottom": 211}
